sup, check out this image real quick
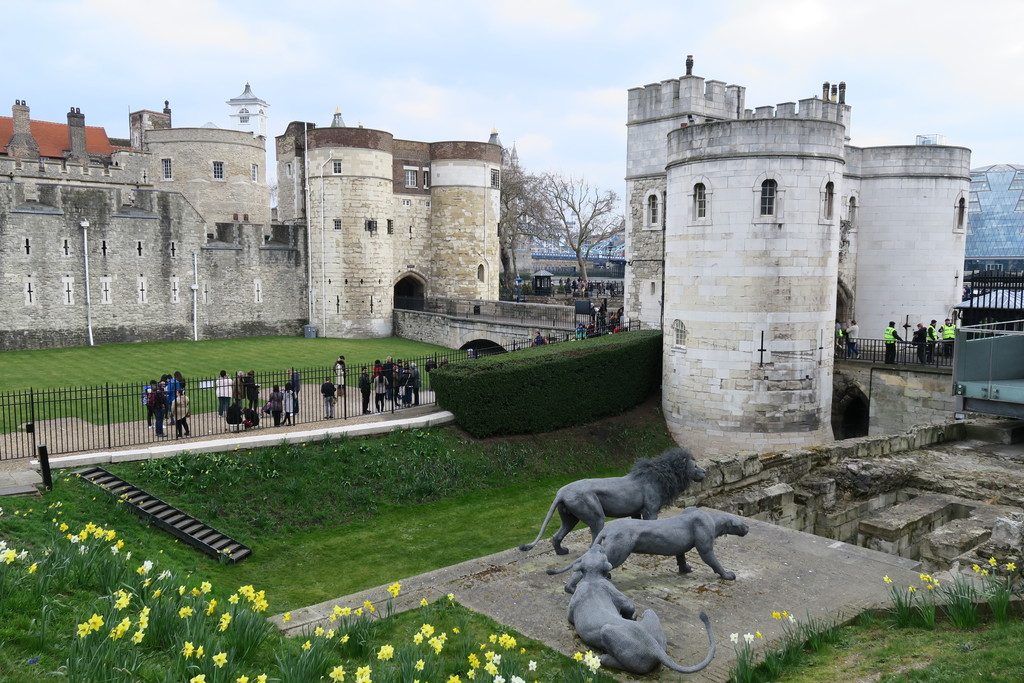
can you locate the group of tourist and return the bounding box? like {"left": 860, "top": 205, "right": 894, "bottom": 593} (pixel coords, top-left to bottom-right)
{"left": 836, "top": 319, "right": 956, "bottom": 364}
{"left": 141, "top": 371, "right": 190, "bottom": 439}
{"left": 145, "top": 355, "right": 441, "bottom": 438}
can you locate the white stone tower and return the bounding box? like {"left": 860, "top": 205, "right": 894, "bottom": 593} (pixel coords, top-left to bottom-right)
{"left": 227, "top": 83, "right": 269, "bottom": 138}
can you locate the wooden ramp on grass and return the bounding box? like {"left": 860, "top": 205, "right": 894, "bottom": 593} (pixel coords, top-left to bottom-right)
{"left": 73, "top": 465, "right": 252, "bottom": 563}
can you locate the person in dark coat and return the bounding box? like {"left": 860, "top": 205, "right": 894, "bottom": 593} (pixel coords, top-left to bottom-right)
{"left": 243, "top": 370, "right": 259, "bottom": 409}
{"left": 358, "top": 369, "right": 372, "bottom": 415}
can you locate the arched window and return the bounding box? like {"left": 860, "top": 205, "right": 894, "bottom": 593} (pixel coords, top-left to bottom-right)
{"left": 824, "top": 181, "right": 834, "bottom": 220}
{"left": 847, "top": 196, "right": 857, "bottom": 224}
{"left": 672, "top": 319, "right": 687, "bottom": 348}
{"left": 956, "top": 197, "right": 966, "bottom": 231}
{"left": 477, "top": 264, "right": 485, "bottom": 282}
{"left": 647, "top": 193, "right": 659, "bottom": 227}
{"left": 760, "top": 180, "right": 777, "bottom": 216}
{"left": 694, "top": 183, "right": 707, "bottom": 219}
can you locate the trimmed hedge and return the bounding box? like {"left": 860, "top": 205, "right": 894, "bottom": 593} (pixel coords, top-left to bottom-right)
{"left": 431, "top": 330, "right": 662, "bottom": 437}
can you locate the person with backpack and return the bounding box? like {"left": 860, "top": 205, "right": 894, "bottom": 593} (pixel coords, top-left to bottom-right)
{"left": 148, "top": 381, "right": 168, "bottom": 437}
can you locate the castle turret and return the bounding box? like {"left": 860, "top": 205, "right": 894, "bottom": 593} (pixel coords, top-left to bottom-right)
{"left": 226, "top": 83, "right": 269, "bottom": 138}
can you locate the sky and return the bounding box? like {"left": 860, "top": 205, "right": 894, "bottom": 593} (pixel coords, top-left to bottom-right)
{"left": 7, "top": 0, "right": 1024, "bottom": 203}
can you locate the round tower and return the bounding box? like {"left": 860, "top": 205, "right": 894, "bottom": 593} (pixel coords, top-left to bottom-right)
{"left": 305, "top": 127, "right": 396, "bottom": 338}
{"left": 662, "top": 116, "right": 845, "bottom": 455}
{"left": 428, "top": 141, "right": 502, "bottom": 300}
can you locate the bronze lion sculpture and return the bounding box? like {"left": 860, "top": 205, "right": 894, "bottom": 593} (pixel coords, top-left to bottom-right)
{"left": 566, "top": 543, "right": 716, "bottom": 674}
{"left": 519, "top": 447, "right": 706, "bottom": 555}
{"left": 549, "top": 508, "right": 749, "bottom": 592}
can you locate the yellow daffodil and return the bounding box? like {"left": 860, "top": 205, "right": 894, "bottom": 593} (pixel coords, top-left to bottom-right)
{"left": 329, "top": 665, "right": 346, "bottom": 681}
{"left": 179, "top": 606, "right": 194, "bottom": 618}
{"left": 387, "top": 582, "right": 401, "bottom": 598}
{"left": 415, "top": 659, "right": 425, "bottom": 671}
{"left": 989, "top": 557, "right": 998, "bottom": 567}
{"left": 196, "top": 645, "right": 205, "bottom": 658}
{"left": 183, "top": 642, "right": 195, "bottom": 658}
{"left": 282, "top": 612, "right": 292, "bottom": 622}
{"left": 189, "top": 676, "right": 206, "bottom": 683}
{"left": 301, "top": 640, "right": 311, "bottom": 651}
{"left": 314, "top": 626, "right": 324, "bottom": 636}
{"left": 213, "top": 652, "right": 228, "bottom": 668}
{"left": 377, "top": 644, "right": 395, "bottom": 660}
{"left": 1007, "top": 562, "right": 1017, "bottom": 571}
{"left": 229, "top": 594, "right": 240, "bottom": 604}
{"left": 237, "top": 677, "right": 249, "bottom": 683}
{"left": 420, "top": 598, "right": 428, "bottom": 607}
{"left": 257, "top": 675, "right": 267, "bottom": 683}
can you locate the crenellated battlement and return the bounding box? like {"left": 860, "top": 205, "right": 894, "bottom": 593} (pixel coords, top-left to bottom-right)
{"left": 628, "top": 56, "right": 851, "bottom": 135}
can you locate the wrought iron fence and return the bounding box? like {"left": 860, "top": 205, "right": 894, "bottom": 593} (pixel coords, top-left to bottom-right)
{"left": 834, "top": 337, "right": 954, "bottom": 368}
{"left": 1, "top": 322, "right": 643, "bottom": 461}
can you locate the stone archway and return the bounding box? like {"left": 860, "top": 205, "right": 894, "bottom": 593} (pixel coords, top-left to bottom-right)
{"left": 832, "top": 378, "right": 869, "bottom": 439}
{"left": 394, "top": 274, "right": 425, "bottom": 310}
{"left": 460, "top": 338, "right": 506, "bottom": 358}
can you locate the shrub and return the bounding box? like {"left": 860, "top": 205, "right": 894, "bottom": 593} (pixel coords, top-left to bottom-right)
{"left": 431, "top": 330, "right": 662, "bottom": 437}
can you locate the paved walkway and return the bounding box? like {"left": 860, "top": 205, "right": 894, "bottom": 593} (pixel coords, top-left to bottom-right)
{"left": 277, "top": 508, "right": 923, "bottom": 683}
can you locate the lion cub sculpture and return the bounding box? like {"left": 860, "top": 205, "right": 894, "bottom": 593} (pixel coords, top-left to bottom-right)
{"left": 519, "top": 447, "right": 706, "bottom": 555}
{"left": 566, "top": 544, "right": 716, "bottom": 675}
{"left": 549, "top": 508, "right": 749, "bottom": 593}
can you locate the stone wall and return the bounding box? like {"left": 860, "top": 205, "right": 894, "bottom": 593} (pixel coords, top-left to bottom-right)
{"left": 0, "top": 181, "right": 306, "bottom": 350}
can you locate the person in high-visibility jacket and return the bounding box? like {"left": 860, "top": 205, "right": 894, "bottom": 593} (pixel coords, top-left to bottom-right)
{"left": 884, "top": 322, "right": 903, "bottom": 364}
{"left": 939, "top": 318, "right": 956, "bottom": 359}
{"left": 926, "top": 320, "right": 938, "bottom": 363}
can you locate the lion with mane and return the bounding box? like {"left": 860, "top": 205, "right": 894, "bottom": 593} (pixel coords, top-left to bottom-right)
{"left": 519, "top": 447, "right": 706, "bottom": 555}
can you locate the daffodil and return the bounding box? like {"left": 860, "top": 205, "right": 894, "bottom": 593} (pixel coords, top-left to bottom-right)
{"left": 989, "top": 557, "right": 998, "bottom": 567}
{"left": 329, "top": 666, "right": 346, "bottom": 681}
{"left": 377, "top": 644, "right": 395, "bottom": 660}
{"left": 387, "top": 582, "right": 401, "bottom": 598}
{"left": 213, "top": 652, "right": 228, "bottom": 668}
{"left": 183, "top": 641, "right": 195, "bottom": 658}
{"left": 301, "top": 640, "right": 311, "bottom": 651}
{"left": 179, "top": 606, "right": 194, "bottom": 618}
{"left": 282, "top": 612, "right": 292, "bottom": 622}
{"left": 1007, "top": 562, "right": 1017, "bottom": 571}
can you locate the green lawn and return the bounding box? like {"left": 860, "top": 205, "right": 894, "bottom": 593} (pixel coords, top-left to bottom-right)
{"left": 0, "top": 336, "right": 451, "bottom": 391}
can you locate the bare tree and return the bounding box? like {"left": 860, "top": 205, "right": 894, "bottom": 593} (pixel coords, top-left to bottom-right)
{"left": 537, "top": 173, "right": 624, "bottom": 281}
{"left": 498, "top": 151, "right": 546, "bottom": 293}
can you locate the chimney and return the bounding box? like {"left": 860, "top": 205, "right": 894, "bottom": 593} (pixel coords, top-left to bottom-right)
{"left": 163, "top": 100, "right": 172, "bottom": 126}
{"left": 67, "top": 107, "right": 88, "bottom": 164}
{"left": 838, "top": 81, "right": 846, "bottom": 104}
{"left": 830, "top": 84, "right": 838, "bottom": 103}
{"left": 8, "top": 100, "right": 39, "bottom": 160}
{"left": 685, "top": 55, "right": 694, "bottom": 76}
{"left": 822, "top": 82, "right": 830, "bottom": 100}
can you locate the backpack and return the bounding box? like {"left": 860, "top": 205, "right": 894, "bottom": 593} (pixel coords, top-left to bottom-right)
{"left": 142, "top": 385, "right": 150, "bottom": 406}
{"left": 148, "top": 387, "right": 165, "bottom": 409}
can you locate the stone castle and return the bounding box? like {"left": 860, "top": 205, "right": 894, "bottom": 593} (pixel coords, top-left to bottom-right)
{"left": 625, "top": 57, "right": 970, "bottom": 455}
{"left": 0, "top": 85, "right": 500, "bottom": 350}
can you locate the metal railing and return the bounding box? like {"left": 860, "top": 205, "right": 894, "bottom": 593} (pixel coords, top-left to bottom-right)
{"left": 1, "top": 322, "right": 643, "bottom": 460}
{"left": 834, "top": 337, "right": 954, "bottom": 368}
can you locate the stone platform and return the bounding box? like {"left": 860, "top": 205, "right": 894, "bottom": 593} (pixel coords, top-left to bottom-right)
{"left": 278, "top": 509, "right": 923, "bottom": 682}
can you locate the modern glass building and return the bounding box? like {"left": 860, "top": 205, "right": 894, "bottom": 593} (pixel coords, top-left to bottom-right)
{"left": 966, "top": 164, "right": 1024, "bottom": 272}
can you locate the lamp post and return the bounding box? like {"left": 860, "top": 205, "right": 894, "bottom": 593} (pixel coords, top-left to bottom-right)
{"left": 80, "top": 219, "right": 95, "bottom": 346}
{"left": 515, "top": 275, "right": 522, "bottom": 303}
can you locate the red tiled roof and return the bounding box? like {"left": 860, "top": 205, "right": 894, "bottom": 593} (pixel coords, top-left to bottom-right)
{"left": 0, "top": 116, "right": 116, "bottom": 158}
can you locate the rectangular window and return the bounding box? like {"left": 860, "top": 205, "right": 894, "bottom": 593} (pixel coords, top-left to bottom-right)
{"left": 161, "top": 158, "right": 172, "bottom": 180}
{"left": 286, "top": 162, "right": 293, "bottom": 177}
{"left": 491, "top": 168, "right": 500, "bottom": 188}
{"left": 213, "top": 161, "right": 224, "bottom": 180}
{"left": 333, "top": 160, "right": 343, "bottom": 174}
{"left": 251, "top": 164, "right": 259, "bottom": 182}
{"left": 405, "top": 169, "right": 418, "bottom": 188}
{"left": 694, "top": 184, "right": 707, "bottom": 219}
{"left": 333, "top": 219, "right": 342, "bottom": 230}
{"left": 402, "top": 199, "right": 412, "bottom": 207}
{"left": 387, "top": 219, "right": 394, "bottom": 234}
{"left": 423, "top": 170, "right": 430, "bottom": 188}
{"left": 760, "top": 180, "right": 777, "bottom": 216}
{"left": 239, "top": 115, "right": 250, "bottom": 124}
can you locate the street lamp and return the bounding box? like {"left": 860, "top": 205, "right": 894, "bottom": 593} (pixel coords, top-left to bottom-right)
{"left": 515, "top": 276, "right": 522, "bottom": 303}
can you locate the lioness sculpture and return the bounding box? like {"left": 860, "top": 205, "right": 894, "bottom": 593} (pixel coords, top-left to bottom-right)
{"left": 520, "top": 447, "right": 705, "bottom": 555}
{"left": 566, "top": 544, "right": 716, "bottom": 674}
{"left": 550, "top": 508, "right": 749, "bottom": 593}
